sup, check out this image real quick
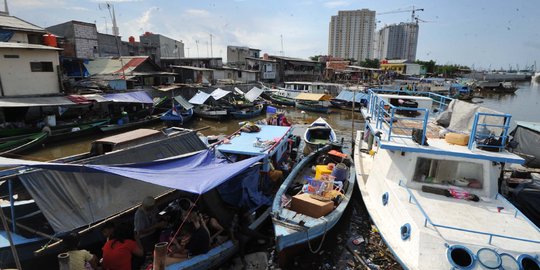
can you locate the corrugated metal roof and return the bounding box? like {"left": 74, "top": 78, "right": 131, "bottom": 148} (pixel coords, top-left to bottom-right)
{"left": 174, "top": 95, "right": 194, "bottom": 110}
{"left": 294, "top": 93, "right": 332, "bottom": 101}
{"left": 0, "top": 96, "right": 75, "bottom": 107}
{"left": 516, "top": 121, "right": 540, "bottom": 133}
{"left": 94, "top": 129, "right": 161, "bottom": 144}
{"left": 171, "top": 65, "right": 214, "bottom": 71}
{"left": 84, "top": 56, "right": 150, "bottom": 76}
{"left": 0, "top": 15, "right": 45, "bottom": 33}
{"left": 0, "top": 42, "right": 61, "bottom": 50}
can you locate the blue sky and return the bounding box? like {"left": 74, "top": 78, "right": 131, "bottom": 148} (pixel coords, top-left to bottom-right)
{"left": 7, "top": 0, "right": 539, "bottom": 69}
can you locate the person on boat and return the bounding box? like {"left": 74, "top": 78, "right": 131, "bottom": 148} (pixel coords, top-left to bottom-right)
{"left": 133, "top": 196, "right": 167, "bottom": 255}
{"left": 166, "top": 214, "right": 211, "bottom": 265}
{"left": 101, "top": 222, "right": 143, "bottom": 270}
{"left": 62, "top": 232, "right": 99, "bottom": 270}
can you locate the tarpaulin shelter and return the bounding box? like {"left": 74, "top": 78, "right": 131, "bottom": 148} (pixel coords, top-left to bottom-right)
{"left": 102, "top": 91, "right": 153, "bottom": 104}
{"left": 188, "top": 92, "right": 212, "bottom": 105}
{"left": 334, "top": 90, "right": 368, "bottom": 103}
{"left": 244, "top": 87, "right": 264, "bottom": 102}
{"left": 174, "top": 95, "right": 194, "bottom": 110}
{"left": 510, "top": 121, "right": 540, "bottom": 168}
{"left": 210, "top": 88, "right": 231, "bottom": 101}
{"left": 294, "top": 93, "right": 332, "bottom": 101}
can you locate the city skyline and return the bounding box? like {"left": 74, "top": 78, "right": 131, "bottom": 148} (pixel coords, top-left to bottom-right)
{"left": 5, "top": 0, "right": 539, "bottom": 70}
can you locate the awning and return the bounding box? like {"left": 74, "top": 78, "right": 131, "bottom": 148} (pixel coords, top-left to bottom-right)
{"left": 174, "top": 95, "right": 194, "bottom": 110}
{"left": 189, "top": 92, "right": 211, "bottom": 105}
{"left": 234, "top": 87, "right": 244, "bottom": 95}
{"left": 244, "top": 87, "right": 264, "bottom": 102}
{"left": 0, "top": 150, "right": 264, "bottom": 195}
{"left": 294, "top": 93, "right": 332, "bottom": 101}
{"left": 66, "top": 95, "right": 93, "bottom": 104}
{"left": 334, "top": 90, "right": 368, "bottom": 102}
{"left": 82, "top": 94, "right": 109, "bottom": 103}
{"left": 102, "top": 91, "right": 153, "bottom": 104}
{"left": 0, "top": 96, "right": 76, "bottom": 107}
{"left": 210, "top": 88, "right": 231, "bottom": 100}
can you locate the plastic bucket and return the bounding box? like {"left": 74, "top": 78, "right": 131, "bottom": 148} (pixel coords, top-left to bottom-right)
{"left": 331, "top": 163, "right": 348, "bottom": 182}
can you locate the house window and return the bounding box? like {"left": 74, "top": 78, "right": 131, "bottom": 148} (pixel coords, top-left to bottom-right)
{"left": 4, "top": 55, "right": 19, "bottom": 58}
{"left": 30, "top": 62, "right": 54, "bottom": 72}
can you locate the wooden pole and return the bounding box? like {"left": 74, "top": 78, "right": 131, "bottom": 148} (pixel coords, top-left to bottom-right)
{"left": 58, "top": 253, "right": 69, "bottom": 270}
{"left": 153, "top": 242, "right": 168, "bottom": 270}
{"left": 351, "top": 88, "right": 356, "bottom": 155}
{"left": 0, "top": 205, "right": 22, "bottom": 270}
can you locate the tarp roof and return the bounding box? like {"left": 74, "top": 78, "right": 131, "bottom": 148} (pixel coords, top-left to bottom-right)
{"left": 516, "top": 121, "right": 540, "bottom": 133}
{"left": 102, "top": 91, "right": 153, "bottom": 104}
{"left": 0, "top": 150, "right": 264, "bottom": 195}
{"left": 93, "top": 129, "right": 161, "bottom": 144}
{"left": 171, "top": 65, "right": 214, "bottom": 71}
{"left": 210, "top": 88, "right": 231, "bottom": 100}
{"left": 244, "top": 87, "right": 264, "bottom": 102}
{"left": 82, "top": 94, "right": 109, "bottom": 103}
{"left": 66, "top": 95, "right": 93, "bottom": 104}
{"left": 334, "top": 90, "right": 368, "bottom": 102}
{"left": 85, "top": 56, "right": 153, "bottom": 76}
{"left": 188, "top": 92, "right": 211, "bottom": 105}
{"left": 294, "top": 93, "right": 332, "bottom": 101}
{"left": 0, "top": 96, "right": 75, "bottom": 107}
{"left": 174, "top": 95, "right": 194, "bottom": 110}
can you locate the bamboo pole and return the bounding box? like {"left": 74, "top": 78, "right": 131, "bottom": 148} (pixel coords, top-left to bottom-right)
{"left": 0, "top": 206, "right": 22, "bottom": 270}
{"left": 5, "top": 217, "right": 60, "bottom": 242}
{"left": 153, "top": 242, "right": 168, "bottom": 270}
{"left": 57, "top": 253, "right": 69, "bottom": 270}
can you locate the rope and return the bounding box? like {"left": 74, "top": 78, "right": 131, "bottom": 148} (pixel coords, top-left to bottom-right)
{"left": 166, "top": 195, "right": 201, "bottom": 251}
{"left": 306, "top": 218, "right": 328, "bottom": 254}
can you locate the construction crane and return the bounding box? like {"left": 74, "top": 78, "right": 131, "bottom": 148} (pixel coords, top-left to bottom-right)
{"left": 377, "top": 6, "right": 424, "bottom": 24}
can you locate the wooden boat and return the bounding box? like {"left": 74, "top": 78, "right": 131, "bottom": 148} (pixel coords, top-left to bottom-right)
{"left": 0, "top": 132, "right": 48, "bottom": 156}
{"left": 329, "top": 90, "right": 368, "bottom": 111}
{"left": 0, "top": 119, "right": 111, "bottom": 138}
{"left": 230, "top": 104, "right": 264, "bottom": 119}
{"left": 193, "top": 105, "right": 228, "bottom": 120}
{"left": 160, "top": 106, "right": 194, "bottom": 126}
{"left": 303, "top": 118, "right": 337, "bottom": 153}
{"left": 294, "top": 93, "right": 332, "bottom": 113}
{"left": 354, "top": 89, "right": 540, "bottom": 270}
{"left": 272, "top": 145, "right": 355, "bottom": 265}
{"left": 268, "top": 93, "right": 295, "bottom": 106}
{"left": 476, "top": 81, "right": 518, "bottom": 93}
{"left": 45, "top": 119, "right": 109, "bottom": 144}
{"left": 100, "top": 115, "right": 162, "bottom": 133}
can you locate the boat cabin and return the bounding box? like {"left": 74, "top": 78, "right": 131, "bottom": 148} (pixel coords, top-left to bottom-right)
{"left": 90, "top": 129, "right": 165, "bottom": 155}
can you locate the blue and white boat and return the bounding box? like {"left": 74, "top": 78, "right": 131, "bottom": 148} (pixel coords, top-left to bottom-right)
{"left": 271, "top": 145, "right": 355, "bottom": 265}
{"left": 160, "top": 95, "right": 194, "bottom": 126}
{"left": 354, "top": 89, "right": 540, "bottom": 270}
{"left": 303, "top": 117, "right": 338, "bottom": 153}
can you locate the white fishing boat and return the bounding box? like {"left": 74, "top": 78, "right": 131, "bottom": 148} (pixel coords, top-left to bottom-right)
{"left": 303, "top": 117, "right": 338, "bottom": 153}
{"left": 354, "top": 89, "right": 540, "bottom": 270}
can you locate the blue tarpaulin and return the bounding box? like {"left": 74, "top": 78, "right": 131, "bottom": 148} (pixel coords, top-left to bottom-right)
{"left": 217, "top": 166, "right": 271, "bottom": 212}
{"left": 0, "top": 150, "right": 264, "bottom": 194}
{"left": 102, "top": 91, "right": 153, "bottom": 104}
{"left": 335, "top": 90, "right": 368, "bottom": 102}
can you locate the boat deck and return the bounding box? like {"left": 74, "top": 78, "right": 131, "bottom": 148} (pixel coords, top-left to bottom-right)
{"left": 216, "top": 125, "right": 291, "bottom": 156}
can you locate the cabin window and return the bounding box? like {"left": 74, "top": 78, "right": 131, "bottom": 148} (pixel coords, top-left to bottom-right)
{"left": 4, "top": 55, "right": 19, "bottom": 58}
{"left": 30, "top": 62, "right": 54, "bottom": 72}
{"left": 413, "top": 158, "right": 483, "bottom": 189}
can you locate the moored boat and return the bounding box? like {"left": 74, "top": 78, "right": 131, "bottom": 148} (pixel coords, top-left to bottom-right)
{"left": 230, "top": 104, "right": 264, "bottom": 119}
{"left": 268, "top": 92, "right": 296, "bottom": 106}
{"left": 330, "top": 90, "right": 368, "bottom": 111}
{"left": 272, "top": 145, "right": 355, "bottom": 265}
{"left": 0, "top": 132, "right": 48, "bottom": 156}
{"left": 354, "top": 89, "right": 540, "bottom": 270}
{"left": 303, "top": 117, "right": 337, "bottom": 154}
{"left": 193, "top": 105, "right": 228, "bottom": 120}
{"left": 45, "top": 119, "right": 110, "bottom": 144}
{"left": 476, "top": 81, "right": 518, "bottom": 93}
{"left": 294, "top": 93, "right": 332, "bottom": 113}
{"left": 100, "top": 115, "right": 161, "bottom": 133}
{"left": 160, "top": 95, "right": 195, "bottom": 126}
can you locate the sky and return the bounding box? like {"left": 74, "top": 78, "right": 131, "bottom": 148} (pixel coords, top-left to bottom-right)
{"left": 6, "top": 0, "right": 540, "bottom": 70}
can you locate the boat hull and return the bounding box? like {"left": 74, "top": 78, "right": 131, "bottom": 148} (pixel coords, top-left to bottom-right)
{"left": 230, "top": 105, "right": 264, "bottom": 119}
{"left": 268, "top": 94, "right": 295, "bottom": 106}
{"left": 193, "top": 109, "right": 228, "bottom": 120}
{"left": 100, "top": 115, "right": 162, "bottom": 133}
{"left": 295, "top": 102, "right": 329, "bottom": 113}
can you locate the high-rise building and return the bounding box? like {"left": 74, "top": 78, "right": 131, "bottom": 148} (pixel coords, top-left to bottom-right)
{"left": 328, "top": 9, "right": 376, "bottom": 62}
{"left": 375, "top": 22, "right": 419, "bottom": 61}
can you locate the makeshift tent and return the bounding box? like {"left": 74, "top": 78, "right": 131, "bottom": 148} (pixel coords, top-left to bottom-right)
{"left": 174, "top": 95, "right": 194, "bottom": 110}
{"left": 334, "top": 90, "right": 368, "bottom": 102}
{"left": 188, "top": 92, "right": 212, "bottom": 105}
{"left": 294, "top": 93, "right": 332, "bottom": 101}
{"left": 7, "top": 131, "right": 207, "bottom": 233}
{"left": 510, "top": 121, "right": 540, "bottom": 168}
{"left": 210, "top": 88, "right": 231, "bottom": 101}
{"left": 102, "top": 91, "right": 153, "bottom": 104}
{"left": 245, "top": 87, "right": 264, "bottom": 102}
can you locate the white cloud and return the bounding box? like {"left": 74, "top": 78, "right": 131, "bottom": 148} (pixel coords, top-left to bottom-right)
{"left": 184, "top": 9, "right": 210, "bottom": 17}
{"left": 323, "top": 0, "right": 350, "bottom": 8}
{"left": 64, "top": 6, "right": 91, "bottom": 11}
{"left": 10, "top": 0, "right": 66, "bottom": 8}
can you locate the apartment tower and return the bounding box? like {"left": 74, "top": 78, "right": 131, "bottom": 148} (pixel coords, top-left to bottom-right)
{"left": 375, "top": 22, "right": 419, "bottom": 61}
{"left": 328, "top": 9, "right": 376, "bottom": 62}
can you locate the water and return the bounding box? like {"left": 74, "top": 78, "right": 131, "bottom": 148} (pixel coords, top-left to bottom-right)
{"left": 15, "top": 81, "right": 540, "bottom": 269}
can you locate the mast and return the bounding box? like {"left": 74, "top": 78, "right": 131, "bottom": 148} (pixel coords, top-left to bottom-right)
{"left": 3, "top": 0, "right": 9, "bottom": 15}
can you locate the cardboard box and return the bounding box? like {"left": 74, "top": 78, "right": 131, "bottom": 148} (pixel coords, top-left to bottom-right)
{"left": 445, "top": 132, "right": 469, "bottom": 146}
{"left": 290, "top": 193, "right": 334, "bottom": 218}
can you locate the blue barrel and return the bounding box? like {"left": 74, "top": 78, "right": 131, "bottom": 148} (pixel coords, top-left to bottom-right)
{"left": 331, "top": 163, "right": 348, "bottom": 182}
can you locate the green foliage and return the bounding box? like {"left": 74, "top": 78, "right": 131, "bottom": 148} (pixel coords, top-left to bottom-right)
{"left": 359, "top": 58, "right": 380, "bottom": 68}
{"left": 416, "top": 59, "right": 470, "bottom": 77}
{"left": 416, "top": 60, "right": 436, "bottom": 73}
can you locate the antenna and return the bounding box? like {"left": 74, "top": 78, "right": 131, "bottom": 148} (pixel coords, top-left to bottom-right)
{"left": 280, "top": 34, "right": 284, "bottom": 56}
{"left": 3, "top": 0, "right": 9, "bottom": 15}
{"left": 209, "top": 34, "right": 213, "bottom": 58}
{"left": 111, "top": 4, "right": 119, "bottom": 36}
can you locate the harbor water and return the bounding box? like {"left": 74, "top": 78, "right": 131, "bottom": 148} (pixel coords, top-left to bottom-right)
{"left": 15, "top": 81, "right": 540, "bottom": 269}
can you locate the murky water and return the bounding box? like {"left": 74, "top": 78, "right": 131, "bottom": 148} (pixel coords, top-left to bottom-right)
{"left": 14, "top": 81, "right": 540, "bottom": 269}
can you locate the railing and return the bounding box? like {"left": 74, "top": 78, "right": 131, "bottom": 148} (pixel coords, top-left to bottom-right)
{"left": 367, "top": 89, "right": 448, "bottom": 145}
{"left": 467, "top": 112, "right": 512, "bottom": 152}
{"left": 399, "top": 180, "right": 540, "bottom": 245}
